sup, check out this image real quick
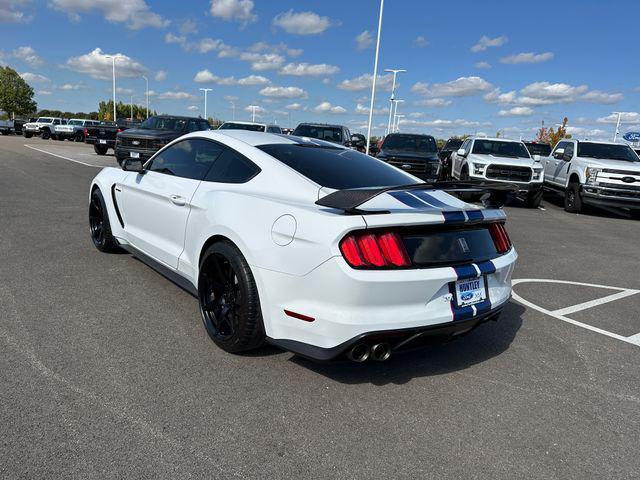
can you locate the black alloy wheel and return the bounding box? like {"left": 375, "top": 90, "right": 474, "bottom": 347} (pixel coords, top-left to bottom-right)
{"left": 88, "top": 189, "right": 120, "bottom": 253}
{"left": 41, "top": 129, "right": 50, "bottom": 140}
{"left": 200, "top": 253, "right": 241, "bottom": 342}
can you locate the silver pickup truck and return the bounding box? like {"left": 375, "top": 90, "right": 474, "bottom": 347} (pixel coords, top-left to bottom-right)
{"left": 54, "top": 118, "right": 100, "bottom": 142}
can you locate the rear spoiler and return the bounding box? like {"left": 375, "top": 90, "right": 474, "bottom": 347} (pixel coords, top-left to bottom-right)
{"left": 315, "top": 181, "right": 518, "bottom": 214}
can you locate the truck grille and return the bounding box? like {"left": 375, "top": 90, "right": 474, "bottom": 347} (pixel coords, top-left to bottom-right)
{"left": 485, "top": 165, "right": 532, "bottom": 182}
{"left": 120, "top": 137, "right": 153, "bottom": 149}
{"left": 602, "top": 169, "right": 640, "bottom": 176}
{"left": 387, "top": 159, "right": 440, "bottom": 176}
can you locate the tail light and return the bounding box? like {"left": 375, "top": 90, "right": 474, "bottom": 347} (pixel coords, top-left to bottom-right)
{"left": 84, "top": 128, "right": 88, "bottom": 136}
{"left": 117, "top": 128, "right": 123, "bottom": 133}
{"left": 340, "top": 231, "right": 410, "bottom": 268}
{"left": 488, "top": 223, "right": 512, "bottom": 254}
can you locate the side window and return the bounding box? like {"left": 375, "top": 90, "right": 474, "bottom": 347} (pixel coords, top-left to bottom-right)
{"left": 553, "top": 141, "right": 569, "bottom": 157}
{"left": 53, "top": 119, "right": 60, "bottom": 125}
{"left": 204, "top": 148, "right": 261, "bottom": 184}
{"left": 186, "top": 120, "right": 199, "bottom": 133}
{"left": 199, "top": 121, "right": 211, "bottom": 131}
{"left": 461, "top": 139, "right": 471, "bottom": 152}
{"left": 564, "top": 143, "right": 574, "bottom": 159}
{"left": 148, "top": 139, "right": 224, "bottom": 180}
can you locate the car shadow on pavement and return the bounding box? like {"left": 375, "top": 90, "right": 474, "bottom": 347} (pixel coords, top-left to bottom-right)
{"left": 289, "top": 301, "right": 525, "bottom": 386}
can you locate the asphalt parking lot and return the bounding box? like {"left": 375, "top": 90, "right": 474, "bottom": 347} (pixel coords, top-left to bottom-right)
{"left": 1, "top": 135, "right": 639, "bottom": 479}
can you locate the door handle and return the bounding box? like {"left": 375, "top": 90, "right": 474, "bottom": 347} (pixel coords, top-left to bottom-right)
{"left": 169, "top": 194, "right": 186, "bottom": 206}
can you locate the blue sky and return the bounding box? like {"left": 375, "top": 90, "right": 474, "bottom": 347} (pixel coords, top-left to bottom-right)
{"left": 2, "top": 0, "right": 640, "bottom": 140}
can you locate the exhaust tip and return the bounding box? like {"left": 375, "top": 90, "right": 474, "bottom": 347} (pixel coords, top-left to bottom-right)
{"left": 370, "top": 343, "right": 391, "bottom": 361}
{"left": 346, "top": 343, "right": 370, "bottom": 362}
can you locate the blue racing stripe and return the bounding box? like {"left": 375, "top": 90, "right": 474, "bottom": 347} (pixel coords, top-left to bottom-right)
{"left": 474, "top": 298, "right": 492, "bottom": 315}
{"left": 453, "top": 264, "right": 478, "bottom": 280}
{"left": 476, "top": 260, "right": 496, "bottom": 275}
{"left": 412, "top": 191, "right": 450, "bottom": 209}
{"left": 453, "top": 305, "right": 475, "bottom": 321}
{"left": 388, "top": 191, "right": 431, "bottom": 210}
{"left": 465, "top": 210, "right": 484, "bottom": 222}
{"left": 442, "top": 210, "right": 466, "bottom": 223}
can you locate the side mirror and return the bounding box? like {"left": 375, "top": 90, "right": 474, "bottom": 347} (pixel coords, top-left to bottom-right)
{"left": 553, "top": 148, "right": 565, "bottom": 159}
{"left": 532, "top": 154, "right": 541, "bottom": 162}
{"left": 457, "top": 148, "right": 467, "bottom": 157}
{"left": 350, "top": 135, "right": 365, "bottom": 148}
{"left": 122, "top": 158, "right": 145, "bottom": 173}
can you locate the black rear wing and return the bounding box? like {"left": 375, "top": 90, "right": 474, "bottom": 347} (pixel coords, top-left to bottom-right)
{"left": 315, "top": 181, "right": 518, "bottom": 214}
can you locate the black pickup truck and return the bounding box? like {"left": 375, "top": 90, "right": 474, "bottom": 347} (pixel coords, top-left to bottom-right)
{"left": 115, "top": 115, "right": 211, "bottom": 165}
{"left": 86, "top": 119, "right": 140, "bottom": 155}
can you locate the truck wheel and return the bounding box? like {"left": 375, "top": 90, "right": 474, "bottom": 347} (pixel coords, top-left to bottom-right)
{"left": 564, "top": 183, "right": 583, "bottom": 213}
{"left": 94, "top": 145, "right": 108, "bottom": 155}
{"left": 75, "top": 131, "right": 85, "bottom": 142}
{"left": 524, "top": 189, "right": 543, "bottom": 208}
{"left": 41, "top": 129, "right": 50, "bottom": 140}
{"left": 23, "top": 132, "right": 32, "bottom": 138}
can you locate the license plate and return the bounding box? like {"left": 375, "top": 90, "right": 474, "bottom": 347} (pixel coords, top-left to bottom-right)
{"left": 129, "top": 151, "right": 140, "bottom": 158}
{"left": 454, "top": 276, "right": 486, "bottom": 307}
{"left": 99, "top": 139, "right": 107, "bottom": 144}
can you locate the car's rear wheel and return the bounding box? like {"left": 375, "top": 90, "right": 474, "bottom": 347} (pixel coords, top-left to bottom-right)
{"left": 564, "top": 182, "right": 583, "bottom": 213}
{"left": 94, "top": 144, "right": 108, "bottom": 155}
{"left": 524, "top": 189, "right": 543, "bottom": 208}
{"left": 41, "top": 129, "right": 50, "bottom": 140}
{"left": 89, "top": 189, "right": 120, "bottom": 253}
{"left": 198, "top": 241, "right": 264, "bottom": 353}
{"left": 75, "top": 131, "right": 84, "bottom": 142}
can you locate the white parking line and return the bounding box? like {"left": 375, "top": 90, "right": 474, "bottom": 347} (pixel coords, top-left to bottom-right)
{"left": 24, "top": 144, "right": 102, "bottom": 168}
{"left": 512, "top": 278, "right": 640, "bottom": 347}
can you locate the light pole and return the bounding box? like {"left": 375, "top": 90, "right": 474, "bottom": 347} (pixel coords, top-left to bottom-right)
{"left": 394, "top": 114, "right": 405, "bottom": 132}
{"left": 384, "top": 68, "right": 406, "bottom": 135}
{"left": 247, "top": 105, "right": 259, "bottom": 122}
{"left": 230, "top": 101, "right": 235, "bottom": 120}
{"left": 104, "top": 55, "right": 119, "bottom": 121}
{"left": 142, "top": 75, "right": 149, "bottom": 118}
{"left": 612, "top": 111, "right": 622, "bottom": 142}
{"left": 199, "top": 88, "right": 212, "bottom": 121}
{"left": 365, "top": 0, "right": 385, "bottom": 155}
{"left": 391, "top": 99, "right": 404, "bottom": 132}
{"left": 130, "top": 95, "right": 134, "bottom": 120}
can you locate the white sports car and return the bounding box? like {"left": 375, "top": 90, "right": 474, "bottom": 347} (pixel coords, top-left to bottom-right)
{"left": 89, "top": 130, "right": 517, "bottom": 362}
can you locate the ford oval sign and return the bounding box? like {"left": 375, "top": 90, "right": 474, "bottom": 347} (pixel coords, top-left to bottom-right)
{"left": 623, "top": 132, "right": 640, "bottom": 142}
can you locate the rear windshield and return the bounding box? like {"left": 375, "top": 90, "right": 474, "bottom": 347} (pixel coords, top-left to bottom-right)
{"left": 383, "top": 134, "right": 437, "bottom": 154}
{"left": 257, "top": 143, "right": 416, "bottom": 190}
{"left": 37, "top": 117, "right": 53, "bottom": 123}
{"left": 472, "top": 140, "right": 530, "bottom": 158}
{"left": 140, "top": 117, "right": 187, "bottom": 131}
{"left": 68, "top": 120, "right": 83, "bottom": 126}
{"left": 577, "top": 142, "right": 639, "bottom": 162}
{"left": 219, "top": 122, "right": 266, "bottom": 132}
{"left": 524, "top": 143, "right": 551, "bottom": 156}
{"left": 293, "top": 125, "right": 343, "bottom": 143}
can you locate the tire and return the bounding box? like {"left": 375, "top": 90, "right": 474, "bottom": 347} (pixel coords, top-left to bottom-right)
{"left": 89, "top": 189, "right": 121, "bottom": 253}
{"left": 459, "top": 166, "right": 477, "bottom": 202}
{"left": 524, "top": 189, "right": 543, "bottom": 208}
{"left": 75, "top": 131, "right": 85, "bottom": 142}
{"left": 23, "top": 132, "right": 32, "bottom": 138}
{"left": 629, "top": 209, "right": 640, "bottom": 220}
{"left": 198, "top": 241, "right": 265, "bottom": 353}
{"left": 564, "top": 182, "right": 583, "bottom": 213}
{"left": 41, "top": 129, "right": 50, "bottom": 140}
{"left": 94, "top": 144, "right": 108, "bottom": 155}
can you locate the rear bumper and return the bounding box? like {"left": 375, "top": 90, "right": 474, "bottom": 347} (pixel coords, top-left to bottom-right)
{"left": 87, "top": 138, "right": 116, "bottom": 148}
{"left": 115, "top": 146, "right": 158, "bottom": 162}
{"left": 255, "top": 248, "right": 517, "bottom": 358}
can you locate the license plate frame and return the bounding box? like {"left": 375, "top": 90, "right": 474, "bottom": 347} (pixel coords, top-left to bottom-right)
{"left": 129, "top": 151, "right": 140, "bottom": 159}
{"left": 454, "top": 276, "right": 487, "bottom": 308}
{"left": 99, "top": 139, "right": 107, "bottom": 144}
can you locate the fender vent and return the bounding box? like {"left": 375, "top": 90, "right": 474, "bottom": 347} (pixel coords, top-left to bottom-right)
{"left": 111, "top": 184, "right": 125, "bottom": 228}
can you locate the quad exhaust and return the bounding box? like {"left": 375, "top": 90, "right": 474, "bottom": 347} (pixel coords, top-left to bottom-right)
{"left": 346, "top": 343, "right": 391, "bottom": 362}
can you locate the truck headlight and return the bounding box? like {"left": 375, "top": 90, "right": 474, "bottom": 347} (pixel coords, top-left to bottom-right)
{"left": 533, "top": 167, "right": 543, "bottom": 181}
{"left": 472, "top": 163, "right": 485, "bottom": 175}
{"left": 586, "top": 167, "right": 600, "bottom": 184}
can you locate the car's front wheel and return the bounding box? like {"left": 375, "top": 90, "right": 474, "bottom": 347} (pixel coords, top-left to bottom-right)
{"left": 524, "top": 188, "right": 543, "bottom": 208}
{"left": 41, "top": 129, "right": 50, "bottom": 140}
{"left": 198, "top": 241, "right": 265, "bottom": 353}
{"left": 89, "top": 189, "right": 120, "bottom": 253}
{"left": 94, "top": 144, "right": 108, "bottom": 155}
{"left": 564, "top": 182, "right": 583, "bottom": 213}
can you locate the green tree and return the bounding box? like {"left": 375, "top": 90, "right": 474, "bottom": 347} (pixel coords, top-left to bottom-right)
{"left": 98, "top": 100, "right": 156, "bottom": 121}
{"left": 0, "top": 66, "right": 37, "bottom": 116}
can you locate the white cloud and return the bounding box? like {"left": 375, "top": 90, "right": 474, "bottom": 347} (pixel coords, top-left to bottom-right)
{"left": 354, "top": 103, "right": 388, "bottom": 115}
{"left": 0, "top": 0, "right": 32, "bottom": 23}
{"left": 157, "top": 91, "right": 197, "bottom": 101}
{"left": 414, "top": 98, "right": 452, "bottom": 108}
{"left": 285, "top": 102, "right": 302, "bottom": 110}
{"left": 12, "top": 46, "right": 42, "bottom": 67}
{"left": 194, "top": 38, "right": 223, "bottom": 53}
{"left": 58, "top": 83, "right": 83, "bottom": 90}
{"left": 224, "top": 95, "right": 238, "bottom": 101}
{"left": 272, "top": 10, "right": 332, "bottom": 35}
{"left": 116, "top": 86, "right": 134, "bottom": 95}
{"left": 165, "top": 32, "right": 186, "bottom": 45}
{"left": 187, "top": 105, "right": 199, "bottom": 111}
{"left": 337, "top": 73, "right": 394, "bottom": 92}
{"left": 248, "top": 41, "right": 302, "bottom": 57}
{"left": 259, "top": 85, "right": 307, "bottom": 99}
{"left": 36, "top": 90, "right": 52, "bottom": 95}
{"left": 565, "top": 126, "right": 609, "bottom": 139}
{"left": 498, "top": 107, "right": 534, "bottom": 117}
{"left": 164, "top": 34, "right": 227, "bottom": 55}
{"left": 581, "top": 90, "right": 623, "bottom": 104}
{"left": 314, "top": 101, "right": 346, "bottom": 114}
{"left": 483, "top": 88, "right": 517, "bottom": 104}
{"left": 50, "top": 0, "right": 168, "bottom": 29}
{"left": 401, "top": 118, "right": 490, "bottom": 129}
{"left": 355, "top": 30, "right": 372, "bottom": 50}
{"left": 19, "top": 72, "right": 50, "bottom": 84}
{"left": 209, "top": 0, "right": 256, "bottom": 25}
{"left": 154, "top": 70, "right": 167, "bottom": 82}
{"left": 194, "top": 69, "right": 271, "bottom": 86}
{"left": 475, "top": 61, "right": 491, "bottom": 69}
{"left": 411, "top": 76, "right": 492, "bottom": 97}
{"left": 500, "top": 52, "right": 554, "bottom": 64}
{"left": 65, "top": 48, "right": 147, "bottom": 80}
{"left": 597, "top": 112, "right": 640, "bottom": 124}
{"left": 518, "top": 82, "right": 588, "bottom": 105}
{"left": 240, "top": 52, "right": 285, "bottom": 71}
{"left": 217, "top": 45, "right": 240, "bottom": 58}
{"left": 244, "top": 105, "right": 265, "bottom": 114}
{"left": 414, "top": 36, "right": 429, "bottom": 47}
{"left": 471, "top": 35, "right": 507, "bottom": 52}
{"left": 279, "top": 62, "right": 339, "bottom": 76}
{"left": 179, "top": 19, "right": 198, "bottom": 35}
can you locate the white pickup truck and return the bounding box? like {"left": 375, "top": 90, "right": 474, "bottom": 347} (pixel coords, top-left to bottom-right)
{"left": 543, "top": 139, "right": 640, "bottom": 216}
{"left": 23, "top": 117, "right": 65, "bottom": 139}
{"left": 450, "top": 136, "right": 545, "bottom": 208}
{"left": 54, "top": 118, "right": 99, "bottom": 142}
